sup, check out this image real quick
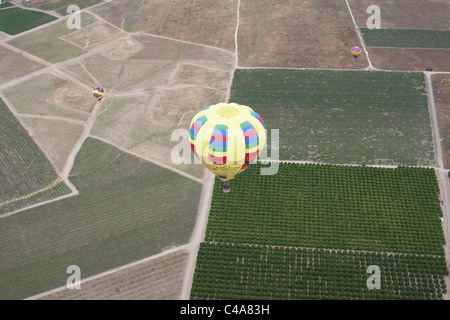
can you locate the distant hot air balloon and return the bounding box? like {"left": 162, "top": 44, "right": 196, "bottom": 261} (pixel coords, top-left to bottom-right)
{"left": 351, "top": 46, "right": 362, "bottom": 58}
{"left": 93, "top": 87, "right": 105, "bottom": 102}
{"left": 189, "top": 102, "right": 266, "bottom": 192}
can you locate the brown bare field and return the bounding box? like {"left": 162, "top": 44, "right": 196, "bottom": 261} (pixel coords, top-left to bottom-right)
{"left": 147, "top": 87, "right": 226, "bottom": 129}
{"left": 348, "top": 0, "right": 450, "bottom": 29}
{"left": 237, "top": 0, "right": 368, "bottom": 68}
{"left": 65, "top": 32, "right": 232, "bottom": 179}
{"left": 432, "top": 74, "right": 450, "bottom": 169}
{"left": 0, "top": 45, "right": 45, "bottom": 84}
{"left": 3, "top": 72, "right": 90, "bottom": 121}
{"left": 70, "top": 56, "right": 176, "bottom": 92}
{"left": 168, "top": 64, "right": 231, "bottom": 89}
{"left": 95, "top": 35, "right": 144, "bottom": 60}
{"left": 64, "top": 34, "right": 234, "bottom": 92}
{"left": 47, "top": 80, "right": 96, "bottom": 113}
{"left": 60, "top": 20, "right": 122, "bottom": 50}
{"left": 91, "top": 0, "right": 237, "bottom": 52}
{"left": 90, "top": 85, "right": 225, "bottom": 178}
{"left": 130, "top": 34, "right": 235, "bottom": 68}
{"left": 36, "top": 249, "right": 189, "bottom": 300}
{"left": 368, "top": 48, "right": 450, "bottom": 72}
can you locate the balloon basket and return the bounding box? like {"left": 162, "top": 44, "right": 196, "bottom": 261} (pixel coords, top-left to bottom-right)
{"left": 223, "top": 184, "right": 230, "bottom": 193}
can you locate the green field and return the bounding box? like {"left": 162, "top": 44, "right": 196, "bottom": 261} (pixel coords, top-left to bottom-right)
{"left": 190, "top": 162, "right": 448, "bottom": 299}
{"left": 360, "top": 28, "right": 450, "bottom": 48}
{"left": 0, "top": 99, "right": 71, "bottom": 214}
{"left": 0, "top": 2, "right": 14, "bottom": 8}
{"left": 0, "top": 7, "right": 57, "bottom": 35}
{"left": 230, "top": 69, "right": 434, "bottom": 166}
{"left": 0, "top": 137, "right": 202, "bottom": 299}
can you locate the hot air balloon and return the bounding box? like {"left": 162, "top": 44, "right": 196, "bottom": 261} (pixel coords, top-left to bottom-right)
{"left": 351, "top": 46, "right": 362, "bottom": 58}
{"left": 189, "top": 102, "right": 266, "bottom": 192}
{"left": 93, "top": 87, "right": 105, "bottom": 102}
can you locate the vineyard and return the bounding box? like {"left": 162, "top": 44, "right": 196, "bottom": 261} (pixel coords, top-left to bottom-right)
{"left": 360, "top": 28, "right": 450, "bottom": 48}
{"left": 230, "top": 69, "right": 435, "bottom": 166}
{"left": 0, "top": 98, "right": 71, "bottom": 214}
{"left": 191, "top": 162, "right": 448, "bottom": 299}
{"left": 37, "top": 248, "right": 190, "bottom": 300}
{"left": 0, "top": 138, "right": 201, "bottom": 299}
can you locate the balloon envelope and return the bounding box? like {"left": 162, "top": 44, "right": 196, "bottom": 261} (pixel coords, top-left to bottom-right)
{"left": 189, "top": 102, "right": 266, "bottom": 182}
{"left": 93, "top": 87, "right": 105, "bottom": 100}
{"left": 351, "top": 46, "right": 362, "bottom": 58}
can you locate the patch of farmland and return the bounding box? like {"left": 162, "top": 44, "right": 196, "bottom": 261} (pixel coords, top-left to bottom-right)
{"left": 0, "top": 137, "right": 202, "bottom": 300}
{"left": 129, "top": 34, "right": 235, "bottom": 69}
{"left": 230, "top": 69, "right": 435, "bottom": 166}
{"left": 0, "top": 98, "right": 71, "bottom": 214}
{"left": 167, "top": 64, "right": 231, "bottom": 89}
{"left": 348, "top": 0, "right": 450, "bottom": 30}
{"left": 0, "top": 7, "right": 57, "bottom": 35}
{"left": 206, "top": 162, "right": 445, "bottom": 255}
{"left": 237, "top": 0, "right": 367, "bottom": 68}
{"left": 360, "top": 28, "right": 450, "bottom": 48}
{"left": 63, "top": 34, "right": 235, "bottom": 92}
{"left": 37, "top": 249, "right": 189, "bottom": 300}
{"left": 91, "top": 0, "right": 238, "bottom": 51}
{"left": 19, "top": 117, "right": 84, "bottom": 174}
{"left": 0, "top": 2, "right": 14, "bottom": 8}
{"left": 46, "top": 80, "right": 96, "bottom": 114}
{"left": 90, "top": 92, "right": 218, "bottom": 178}
{"left": 92, "top": 35, "right": 144, "bottom": 60}
{"left": 191, "top": 162, "right": 448, "bottom": 299}
{"left": 70, "top": 55, "right": 176, "bottom": 92}
{"left": 191, "top": 243, "right": 448, "bottom": 300}
{"left": 368, "top": 48, "right": 450, "bottom": 72}
{"left": 3, "top": 73, "right": 90, "bottom": 121}
{"left": 7, "top": 12, "right": 97, "bottom": 63}
{"left": 0, "top": 45, "right": 45, "bottom": 85}
{"left": 35, "top": 0, "right": 103, "bottom": 16}
{"left": 60, "top": 20, "right": 121, "bottom": 51}
{"left": 432, "top": 74, "right": 450, "bottom": 169}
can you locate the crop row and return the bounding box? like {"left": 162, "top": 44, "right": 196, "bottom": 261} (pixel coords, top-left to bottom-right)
{"left": 0, "top": 138, "right": 201, "bottom": 299}
{"left": 0, "top": 99, "right": 70, "bottom": 213}
{"left": 190, "top": 242, "right": 448, "bottom": 300}
{"left": 205, "top": 162, "right": 446, "bottom": 255}
{"left": 229, "top": 69, "right": 433, "bottom": 165}
{"left": 0, "top": 181, "right": 72, "bottom": 215}
{"left": 360, "top": 28, "right": 450, "bottom": 49}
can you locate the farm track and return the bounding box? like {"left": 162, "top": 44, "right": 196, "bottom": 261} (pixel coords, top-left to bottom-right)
{"left": 203, "top": 241, "right": 445, "bottom": 259}
{"left": 0, "top": 0, "right": 448, "bottom": 300}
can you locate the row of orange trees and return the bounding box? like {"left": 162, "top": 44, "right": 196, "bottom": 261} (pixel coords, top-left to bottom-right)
{"left": 205, "top": 163, "right": 445, "bottom": 255}
{"left": 191, "top": 242, "right": 447, "bottom": 300}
